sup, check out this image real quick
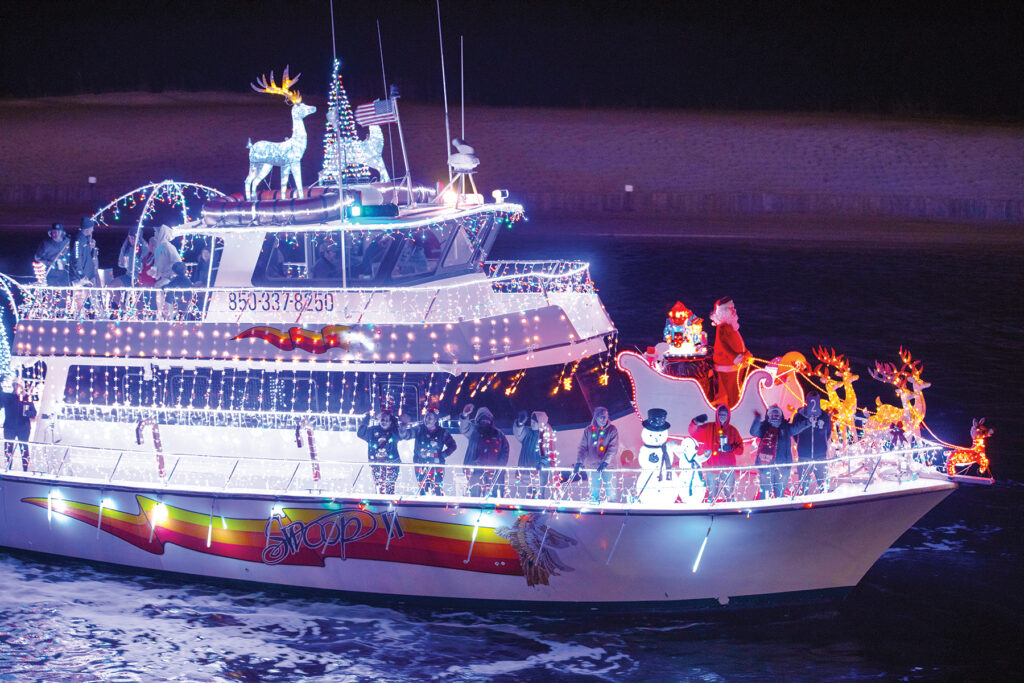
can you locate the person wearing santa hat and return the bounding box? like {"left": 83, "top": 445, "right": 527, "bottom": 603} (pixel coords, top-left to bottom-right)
{"left": 710, "top": 296, "right": 752, "bottom": 408}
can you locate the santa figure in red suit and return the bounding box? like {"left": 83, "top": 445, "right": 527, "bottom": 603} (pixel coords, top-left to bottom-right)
{"left": 711, "top": 296, "right": 752, "bottom": 407}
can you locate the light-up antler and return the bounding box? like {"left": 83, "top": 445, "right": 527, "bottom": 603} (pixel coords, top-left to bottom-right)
{"left": 869, "top": 360, "right": 905, "bottom": 388}
{"left": 251, "top": 66, "right": 302, "bottom": 104}
{"left": 897, "top": 347, "right": 929, "bottom": 388}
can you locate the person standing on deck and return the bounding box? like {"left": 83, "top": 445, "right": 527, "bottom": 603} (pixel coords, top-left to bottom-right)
{"left": 576, "top": 406, "right": 620, "bottom": 502}
{"left": 513, "top": 410, "right": 557, "bottom": 499}
{"left": 711, "top": 296, "right": 752, "bottom": 407}
{"left": 792, "top": 393, "right": 833, "bottom": 494}
{"left": 459, "top": 405, "right": 509, "bottom": 497}
{"left": 33, "top": 223, "right": 71, "bottom": 286}
{"left": 689, "top": 404, "right": 743, "bottom": 501}
{"left": 148, "top": 225, "right": 182, "bottom": 287}
{"left": 71, "top": 216, "right": 99, "bottom": 286}
{"left": 191, "top": 244, "right": 214, "bottom": 286}
{"left": 410, "top": 409, "right": 456, "bottom": 495}
{"left": 115, "top": 231, "right": 148, "bottom": 286}
{"left": 2, "top": 378, "right": 37, "bottom": 472}
{"left": 357, "top": 409, "right": 410, "bottom": 495}
{"left": 750, "top": 404, "right": 795, "bottom": 499}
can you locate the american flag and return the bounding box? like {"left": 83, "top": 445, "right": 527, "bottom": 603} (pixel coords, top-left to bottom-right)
{"left": 354, "top": 99, "right": 397, "bottom": 127}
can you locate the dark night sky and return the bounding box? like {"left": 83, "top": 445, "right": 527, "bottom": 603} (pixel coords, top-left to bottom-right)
{"left": 1, "top": 1, "right": 1022, "bottom": 119}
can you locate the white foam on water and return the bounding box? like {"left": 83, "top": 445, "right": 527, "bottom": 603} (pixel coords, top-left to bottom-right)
{"left": 442, "top": 640, "right": 612, "bottom": 678}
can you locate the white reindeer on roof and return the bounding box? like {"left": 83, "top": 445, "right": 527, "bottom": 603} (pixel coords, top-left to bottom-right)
{"left": 245, "top": 66, "right": 316, "bottom": 201}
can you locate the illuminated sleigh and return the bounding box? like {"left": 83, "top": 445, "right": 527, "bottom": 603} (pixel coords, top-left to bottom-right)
{"left": 616, "top": 350, "right": 805, "bottom": 441}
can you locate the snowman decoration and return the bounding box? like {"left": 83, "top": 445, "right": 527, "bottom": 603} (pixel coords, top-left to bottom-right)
{"left": 674, "top": 435, "right": 708, "bottom": 502}
{"left": 636, "top": 408, "right": 690, "bottom": 504}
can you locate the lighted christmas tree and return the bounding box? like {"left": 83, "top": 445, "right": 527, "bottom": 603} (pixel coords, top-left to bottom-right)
{"left": 319, "top": 58, "right": 374, "bottom": 184}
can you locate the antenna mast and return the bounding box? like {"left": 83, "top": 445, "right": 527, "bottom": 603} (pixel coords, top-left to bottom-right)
{"left": 437, "top": 0, "right": 452, "bottom": 181}
{"left": 377, "top": 20, "right": 398, "bottom": 193}
{"left": 460, "top": 35, "right": 465, "bottom": 139}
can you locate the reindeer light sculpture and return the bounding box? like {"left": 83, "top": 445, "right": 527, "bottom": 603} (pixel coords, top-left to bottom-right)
{"left": 865, "top": 347, "right": 931, "bottom": 445}
{"left": 811, "top": 347, "right": 860, "bottom": 447}
{"left": 245, "top": 67, "right": 317, "bottom": 201}
{"left": 945, "top": 418, "right": 992, "bottom": 476}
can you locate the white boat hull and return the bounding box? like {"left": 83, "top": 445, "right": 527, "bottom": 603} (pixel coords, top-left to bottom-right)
{"left": 0, "top": 474, "right": 954, "bottom": 608}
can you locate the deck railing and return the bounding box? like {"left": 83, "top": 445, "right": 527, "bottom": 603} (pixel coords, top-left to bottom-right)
{"left": 3, "top": 437, "right": 950, "bottom": 508}
{"left": 17, "top": 260, "right": 596, "bottom": 326}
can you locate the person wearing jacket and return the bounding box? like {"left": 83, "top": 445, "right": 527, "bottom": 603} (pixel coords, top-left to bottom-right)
{"left": 689, "top": 404, "right": 743, "bottom": 501}
{"left": 148, "top": 224, "right": 182, "bottom": 287}
{"left": 2, "top": 378, "right": 37, "bottom": 472}
{"left": 71, "top": 217, "right": 99, "bottom": 286}
{"left": 115, "top": 231, "right": 148, "bottom": 287}
{"left": 710, "top": 296, "right": 752, "bottom": 408}
{"left": 459, "top": 404, "right": 509, "bottom": 497}
{"left": 791, "top": 393, "right": 833, "bottom": 494}
{"left": 576, "top": 406, "right": 620, "bottom": 502}
{"left": 357, "top": 409, "right": 410, "bottom": 495}
{"left": 410, "top": 409, "right": 456, "bottom": 495}
{"left": 750, "top": 404, "right": 795, "bottom": 499}
{"left": 513, "top": 410, "right": 557, "bottom": 499}
{"left": 33, "top": 223, "right": 71, "bottom": 286}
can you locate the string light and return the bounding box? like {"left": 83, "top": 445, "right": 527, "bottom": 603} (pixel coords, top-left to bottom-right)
{"left": 94, "top": 180, "right": 224, "bottom": 232}
{"left": 319, "top": 58, "right": 378, "bottom": 184}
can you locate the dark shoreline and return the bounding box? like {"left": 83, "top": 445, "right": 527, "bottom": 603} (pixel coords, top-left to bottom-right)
{"left": 2, "top": 207, "right": 1020, "bottom": 252}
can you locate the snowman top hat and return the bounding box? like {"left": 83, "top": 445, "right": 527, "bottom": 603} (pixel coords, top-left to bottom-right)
{"left": 642, "top": 408, "right": 670, "bottom": 431}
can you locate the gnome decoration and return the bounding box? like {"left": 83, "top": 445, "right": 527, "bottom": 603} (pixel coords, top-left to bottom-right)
{"left": 663, "top": 301, "right": 707, "bottom": 358}
{"left": 635, "top": 408, "right": 687, "bottom": 504}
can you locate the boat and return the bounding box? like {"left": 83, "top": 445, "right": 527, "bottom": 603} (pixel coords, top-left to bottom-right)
{"left": 0, "top": 63, "right": 991, "bottom": 610}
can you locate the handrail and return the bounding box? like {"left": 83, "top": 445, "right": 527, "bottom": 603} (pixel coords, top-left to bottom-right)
{"left": 17, "top": 260, "right": 597, "bottom": 326}
{"left": 3, "top": 436, "right": 955, "bottom": 508}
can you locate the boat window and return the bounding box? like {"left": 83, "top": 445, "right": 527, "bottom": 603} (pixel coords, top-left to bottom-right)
{"left": 376, "top": 381, "right": 421, "bottom": 417}
{"left": 265, "top": 232, "right": 311, "bottom": 280}
{"left": 573, "top": 354, "right": 634, "bottom": 420}
{"left": 179, "top": 235, "right": 224, "bottom": 286}
{"left": 277, "top": 372, "right": 322, "bottom": 413}
{"left": 390, "top": 227, "right": 448, "bottom": 280}
{"left": 254, "top": 230, "right": 401, "bottom": 286}
{"left": 442, "top": 228, "right": 475, "bottom": 269}
{"left": 61, "top": 360, "right": 630, "bottom": 430}
{"left": 168, "top": 369, "right": 212, "bottom": 408}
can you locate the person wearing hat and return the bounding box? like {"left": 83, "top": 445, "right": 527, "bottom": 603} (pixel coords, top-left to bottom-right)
{"left": 410, "top": 408, "right": 457, "bottom": 495}
{"left": 357, "top": 409, "right": 411, "bottom": 495}
{"left": 514, "top": 409, "right": 558, "bottom": 499}
{"left": 2, "top": 377, "right": 37, "bottom": 472}
{"left": 710, "top": 296, "right": 752, "bottom": 408}
{"left": 791, "top": 392, "right": 833, "bottom": 494}
{"left": 750, "top": 404, "right": 795, "bottom": 499}
{"left": 149, "top": 224, "right": 182, "bottom": 287}
{"left": 459, "top": 404, "right": 509, "bottom": 497}
{"left": 71, "top": 216, "right": 100, "bottom": 287}
{"left": 689, "top": 404, "right": 744, "bottom": 502}
{"left": 33, "top": 223, "right": 71, "bottom": 286}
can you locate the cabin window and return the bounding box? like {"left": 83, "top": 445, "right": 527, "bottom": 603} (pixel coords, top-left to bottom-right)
{"left": 442, "top": 228, "right": 475, "bottom": 269}
{"left": 62, "top": 360, "right": 630, "bottom": 429}
{"left": 276, "top": 372, "right": 321, "bottom": 413}
{"left": 390, "top": 227, "right": 450, "bottom": 279}
{"left": 178, "top": 235, "right": 224, "bottom": 287}
{"left": 376, "top": 380, "right": 421, "bottom": 417}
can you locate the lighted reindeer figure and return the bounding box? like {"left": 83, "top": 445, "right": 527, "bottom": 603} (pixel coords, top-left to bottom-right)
{"left": 865, "top": 347, "right": 931, "bottom": 445}
{"left": 945, "top": 418, "right": 992, "bottom": 476}
{"left": 811, "top": 347, "right": 860, "bottom": 447}
{"left": 245, "top": 66, "right": 317, "bottom": 201}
